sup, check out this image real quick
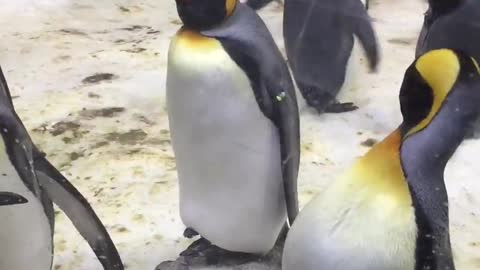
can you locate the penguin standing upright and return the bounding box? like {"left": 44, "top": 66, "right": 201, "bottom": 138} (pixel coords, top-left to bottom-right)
{"left": 0, "top": 67, "right": 124, "bottom": 270}
{"left": 0, "top": 192, "right": 27, "bottom": 206}
{"left": 282, "top": 49, "right": 480, "bottom": 270}
{"left": 166, "top": 0, "right": 300, "bottom": 265}
{"left": 284, "top": 0, "right": 379, "bottom": 113}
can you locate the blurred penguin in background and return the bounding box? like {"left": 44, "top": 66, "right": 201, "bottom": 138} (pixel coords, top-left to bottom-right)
{"left": 416, "top": 0, "right": 480, "bottom": 138}
{"left": 284, "top": 0, "right": 379, "bottom": 113}
{"left": 245, "top": 0, "right": 370, "bottom": 10}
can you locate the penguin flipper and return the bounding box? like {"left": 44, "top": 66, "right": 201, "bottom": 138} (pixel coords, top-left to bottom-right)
{"left": 0, "top": 66, "right": 14, "bottom": 108}
{"left": 268, "top": 79, "right": 301, "bottom": 225}
{"left": 33, "top": 155, "right": 124, "bottom": 270}
{"left": 344, "top": 0, "right": 380, "bottom": 71}
{"left": 0, "top": 192, "right": 28, "bottom": 206}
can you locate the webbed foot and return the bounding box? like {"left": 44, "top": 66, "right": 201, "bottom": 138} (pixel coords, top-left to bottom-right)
{"left": 324, "top": 101, "right": 358, "bottom": 113}
{"left": 179, "top": 238, "right": 258, "bottom": 267}
{"left": 297, "top": 83, "right": 357, "bottom": 114}
{"left": 155, "top": 237, "right": 283, "bottom": 270}
{"left": 183, "top": 228, "right": 199, "bottom": 239}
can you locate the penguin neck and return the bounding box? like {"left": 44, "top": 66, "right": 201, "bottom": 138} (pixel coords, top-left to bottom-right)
{"left": 398, "top": 115, "right": 464, "bottom": 269}
{"left": 182, "top": 11, "right": 235, "bottom": 33}
{"left": 399, "top": 110, "right": 467, "bottom": 183}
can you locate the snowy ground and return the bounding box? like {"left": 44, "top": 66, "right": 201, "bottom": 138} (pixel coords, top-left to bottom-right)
{"left": 0, "top": 0, "right": 478, "bottom": 269}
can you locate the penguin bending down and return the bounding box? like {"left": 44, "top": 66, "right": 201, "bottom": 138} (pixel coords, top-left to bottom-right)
{"left": 0, "top": 192, "right": 27, "bottom": 206}
{"left": 167, "top": 0, "right": 300, "bottom": 265}
{"left": 416, "top": 0, "right": 480, "bottom": 138}
{"left": 282, "top": 49, "right": 480, "bottom": 270}
{"left": 284, "top": 0, "right": 379, "bottom": 113}
{"left": 0, "top": 67, "right": 124, "bottom": 270}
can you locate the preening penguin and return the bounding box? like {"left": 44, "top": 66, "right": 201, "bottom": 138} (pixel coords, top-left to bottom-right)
{"left": 0, "top": 192, "right": 27, "bottom": 206}
{"left": 167, "top": 0, "right": 300, "bottom": 265}
{"left": 282, "top": 49, "right": 480, "bottom": 270}
{"left": 0, "top": 67, "right": 124, "bottom": 270}
{"left": 284, "top": 0, "right": 379, "bottom": 113}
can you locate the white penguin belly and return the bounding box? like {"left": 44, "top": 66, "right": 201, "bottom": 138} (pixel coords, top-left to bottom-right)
{"left": 283, "top": 179, "right": 417, "bottom": 270}
{"left": 167, "top": 32, "right": 287, "bottom": 254}
{"left": 0, "top": 151, "right": 52, "bottom": 270}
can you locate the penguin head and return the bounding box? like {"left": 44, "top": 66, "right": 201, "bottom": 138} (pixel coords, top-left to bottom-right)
{"left": 175, "top": 0, "right": 237, "bottom": 30}
{"left": 399, "top": 48, "right": 480, "bottom": 138}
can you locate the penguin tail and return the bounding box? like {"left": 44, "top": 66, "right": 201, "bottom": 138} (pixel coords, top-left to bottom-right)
{"left": 344, "top": 0, "right": 380, "bottom": 71}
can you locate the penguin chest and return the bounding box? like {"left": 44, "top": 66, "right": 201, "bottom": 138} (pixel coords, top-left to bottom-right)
{"left": 0, "top": 151, "right": 52, "bottom": 269}
{"left": 166, "top": 30, "right": 286, "bottom": 253}
{"left": 284, "top": 173, "right": 417, "bottom": 270}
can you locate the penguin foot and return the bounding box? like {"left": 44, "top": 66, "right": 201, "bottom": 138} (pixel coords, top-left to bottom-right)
{"left": 324, "top": 102, "right": 358, "bottom": 113}
{"left": 155, "top": 260, "right": 188, "bottom": 270}
{"left": 183, "top": 228, "right": 199, "bottom": 239}
{"left": 297, "top": 84, "right": 355, "bottom": 114}
{"left": 179, "top": 238, "right": 259, "bottom": 267}
{"left": 155, "top": 237, "right": 284, "bottom": 270}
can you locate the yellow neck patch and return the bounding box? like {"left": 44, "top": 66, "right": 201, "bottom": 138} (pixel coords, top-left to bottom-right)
{"left": 349, "top": 130, "right": 412, "bottom": 207}
{"left": 226, "top": 0, "right": 237, "bottom": 17}
{"left": 172, "top": 27, "right": 219, "bottom": 51}
{"left": 406, "top": 49, "right": 460, "bottom": 137}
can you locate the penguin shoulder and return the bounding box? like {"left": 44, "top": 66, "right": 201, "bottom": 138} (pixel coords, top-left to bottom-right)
{"left": 329, "top": 130, "right": 413, "bottom": 215}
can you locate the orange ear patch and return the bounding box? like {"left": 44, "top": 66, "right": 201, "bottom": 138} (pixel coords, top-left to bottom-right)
{"left": 226, "top": 0, "right": 237, "bottom": 16}
{"left": 174, "top": 28, "right": 220, "bottom": 51}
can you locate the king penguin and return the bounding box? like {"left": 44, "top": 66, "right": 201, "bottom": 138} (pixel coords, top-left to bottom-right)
{"left": 416, "top": 0, "right": 480, "bottom": 138}
{"left": 0, "top": 67, "right": 124, "bottom": 270}
{"left": 166, "top": 0, "right": 300, "bottom": 264}
{"left": 284, "top": 0, "right": 379, "bottom": 113}
{"left": 245, "top": 0, "right": 370, "bottom": 11}
{"left": 0, "top": 192, "right": 27, "bottom": 206}
{"left": 282, "top": 49, "right": 480, "bottom": 270}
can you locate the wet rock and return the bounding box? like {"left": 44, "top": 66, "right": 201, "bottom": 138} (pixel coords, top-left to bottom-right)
{"left": 82, "top": 73, "right": 118, "bottom": 84}
{"left": 361, "top": 138, "right": 378, "bottom": 147}
{"left": 79, "top": 107, "right": 125, "bottom": 119}
{"left": 105, "top": 129, "right": 148, "bottom": 145}
{"left": 49, "top": 121, "right": 81, "bottom": 136}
